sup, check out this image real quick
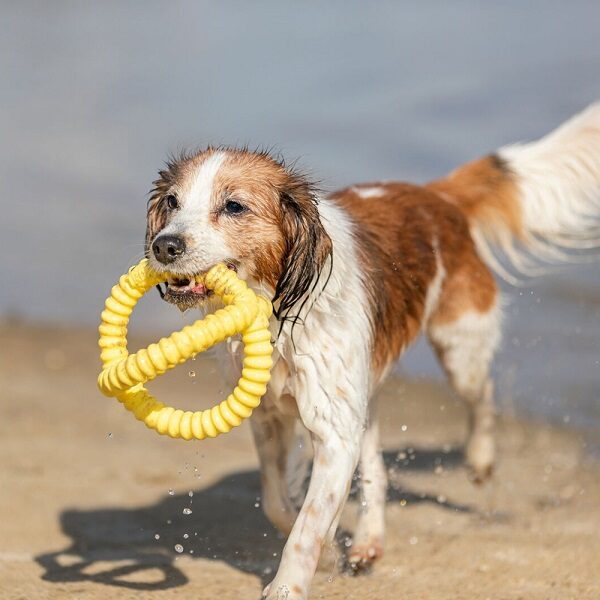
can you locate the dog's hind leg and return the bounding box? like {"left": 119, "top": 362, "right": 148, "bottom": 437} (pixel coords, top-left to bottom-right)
{"left": 347, "top": 400, "right": 386, "bottom": 571}
{"left": 427, "top": 265, "right": 501, "bottom": 483}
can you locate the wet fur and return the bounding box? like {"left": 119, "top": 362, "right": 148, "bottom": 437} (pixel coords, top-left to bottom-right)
{"left": 144, "top": 105, "right": 600, "bottom": 600}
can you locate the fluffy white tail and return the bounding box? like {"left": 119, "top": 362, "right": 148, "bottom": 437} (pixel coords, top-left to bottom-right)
{"left": 430, "top": 103, "right": 600, "bottom": 283}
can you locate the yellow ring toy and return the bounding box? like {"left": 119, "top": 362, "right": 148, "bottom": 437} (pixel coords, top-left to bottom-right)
{"left": 97, "top": 259, "right": 273, "bottom": 440}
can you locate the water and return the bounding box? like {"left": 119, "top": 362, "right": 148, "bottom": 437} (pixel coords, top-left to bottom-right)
{"left": 1, "top": 2, "right": 599, "bottom": 428}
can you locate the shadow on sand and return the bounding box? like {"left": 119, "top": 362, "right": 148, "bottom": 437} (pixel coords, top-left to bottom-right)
{"left": 36, "top": 446, "right": 468, "bottom": 591}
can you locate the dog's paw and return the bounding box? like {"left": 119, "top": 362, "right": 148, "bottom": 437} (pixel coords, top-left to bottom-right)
{"left": 346, "top": 538, "right": 383, "bottom": 575}
{"left": 467, "top": 462, "right": 494, "bottom": 485}
{"left": 465, "top": 433, "right": 495, "bottom": 485}
{"left": 262, "top": 581, "right": 306, "bottom": 600}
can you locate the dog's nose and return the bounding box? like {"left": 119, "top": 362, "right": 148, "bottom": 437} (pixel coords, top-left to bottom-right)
{"left": 152, "top": 234, "right": 186, "bottom": 265}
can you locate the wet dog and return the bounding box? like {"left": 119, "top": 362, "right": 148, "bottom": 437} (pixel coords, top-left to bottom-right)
{"left": 145, "top": 104, "right": 600, "bottom": 599}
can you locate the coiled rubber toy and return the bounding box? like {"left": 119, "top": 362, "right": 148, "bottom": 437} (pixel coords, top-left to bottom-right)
{"left": 97, "top": 259, "right": 273, "bottom": 440}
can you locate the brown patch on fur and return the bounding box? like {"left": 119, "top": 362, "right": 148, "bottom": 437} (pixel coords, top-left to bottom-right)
{"left": 331, "top": 180, "right": 498, "bottom": 378}
{"left": 212, "top": 152, "right": 333, "bottom": 321}
{"left": 209, "top": 151, "right": 290, "bottom": 289}
{"left": 430, "top": 255, "right": 497, "bottom": 326}
{"left": 427, "top": 155, "right": 523, "bottom": 241}
{"left": 274, "top": 185, "right": 333, "bottom": 324}
{"left": 292, "top": 585, "right": 303, "bottom": 594}
{"left": 223, "top": 154, "right": 333, "bottom": 324}
{"left": 332, "top": 184, "right": 438, "bottom": 377}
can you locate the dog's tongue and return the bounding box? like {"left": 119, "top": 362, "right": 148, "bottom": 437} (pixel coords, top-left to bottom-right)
{"left": 190, "top": 282, "right": 207, "bottom": 295}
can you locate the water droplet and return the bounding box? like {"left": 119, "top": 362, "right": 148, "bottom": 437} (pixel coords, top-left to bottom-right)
{"left": 183, "top": 508, "right": 192, "bottom": 515}
{"left": 437, "top": 494, "right": 447, "bottom": 504}
{"left": 174, "top": 544, "right": 184, "bottom": 553}
{"left": 401, "top": 425, "right": 408, "bottom": 432}
{"left": 188, "top": 491, "right": 194, "bottom": 497}
{"left": 168, "top": 489, "right": 175, "bottom": 496}
{"left": 189, "top": 549, "right": 194, "bottom": 554}
{"left": 183, "top": 533, "right": 189, "bottom": 539}
{"left": 409, "top": 536, "right": 418, "bottom": 545}
{"left": 107, "top": 432, "right": 113, "bottom": 439}
{"left": 154, "top": 534, "right": 160, "bottom": 540}
{"left": 254, "top": 502, "right": 260, "bottom": 508}
{"left": 188, "top": 370, "right": 196, "bottom": 378}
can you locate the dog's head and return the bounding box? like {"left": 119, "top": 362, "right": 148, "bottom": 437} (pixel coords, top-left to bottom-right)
{"left": 145, "top": 148, "right": 332, "bottom": 318}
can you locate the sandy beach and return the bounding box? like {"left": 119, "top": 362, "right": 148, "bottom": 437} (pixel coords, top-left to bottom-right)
{"left": 1, "top": 318, "right": 599, "bottom": 600}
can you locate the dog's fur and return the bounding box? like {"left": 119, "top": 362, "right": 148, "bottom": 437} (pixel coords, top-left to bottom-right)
{"left": 145, "top": 104, "right": 600, "bottom": 599}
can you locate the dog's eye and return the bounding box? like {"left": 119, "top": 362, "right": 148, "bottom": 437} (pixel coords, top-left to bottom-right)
{"left": 224, "top": 200, "right": 246, "bottom": 215}
{"left": 165, "top": 195, "right": 179, "bottom": 210}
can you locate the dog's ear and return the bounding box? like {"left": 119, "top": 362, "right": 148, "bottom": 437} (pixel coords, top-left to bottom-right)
{"left": 145, "top": 170, "right": 171, "bottom": 255}
{"left": 273, "top": 176, "right": 333, "bottom": 321}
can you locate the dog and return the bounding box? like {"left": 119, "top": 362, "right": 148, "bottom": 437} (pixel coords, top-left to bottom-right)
{"left": 145, "top": 104, "right": 600, "bottom": 599}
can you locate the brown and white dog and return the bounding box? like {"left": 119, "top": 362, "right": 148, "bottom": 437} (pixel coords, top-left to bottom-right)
{"left": 145, "top": 104, "right": 600, "bottom": 599}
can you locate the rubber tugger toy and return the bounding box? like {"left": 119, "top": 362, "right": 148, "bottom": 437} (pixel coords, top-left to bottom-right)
{"left": 97, "top": 259, "right": 273, "bottom": 440}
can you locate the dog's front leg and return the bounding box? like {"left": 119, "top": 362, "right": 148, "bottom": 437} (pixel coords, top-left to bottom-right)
{"left": 251, "top": 402, "right": 299, "bottom": 535}
{"left": 262, "top": 421, "right": 361, "bottom": 599}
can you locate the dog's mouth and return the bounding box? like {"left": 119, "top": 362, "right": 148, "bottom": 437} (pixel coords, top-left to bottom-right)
{"left": 166, "top": 275, "right": 211, "bottom": 299}
{"left": 160, "top": 263, "right": 238, "bottom": 309}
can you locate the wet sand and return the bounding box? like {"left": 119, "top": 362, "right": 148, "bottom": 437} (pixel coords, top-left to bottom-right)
{"left": 1, "top": 319, "right": 599, "bottom": 599}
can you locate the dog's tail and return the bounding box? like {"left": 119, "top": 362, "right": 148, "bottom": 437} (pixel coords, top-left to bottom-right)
{"left": 428, "top": 103, "right": 600, "bottom": 283}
